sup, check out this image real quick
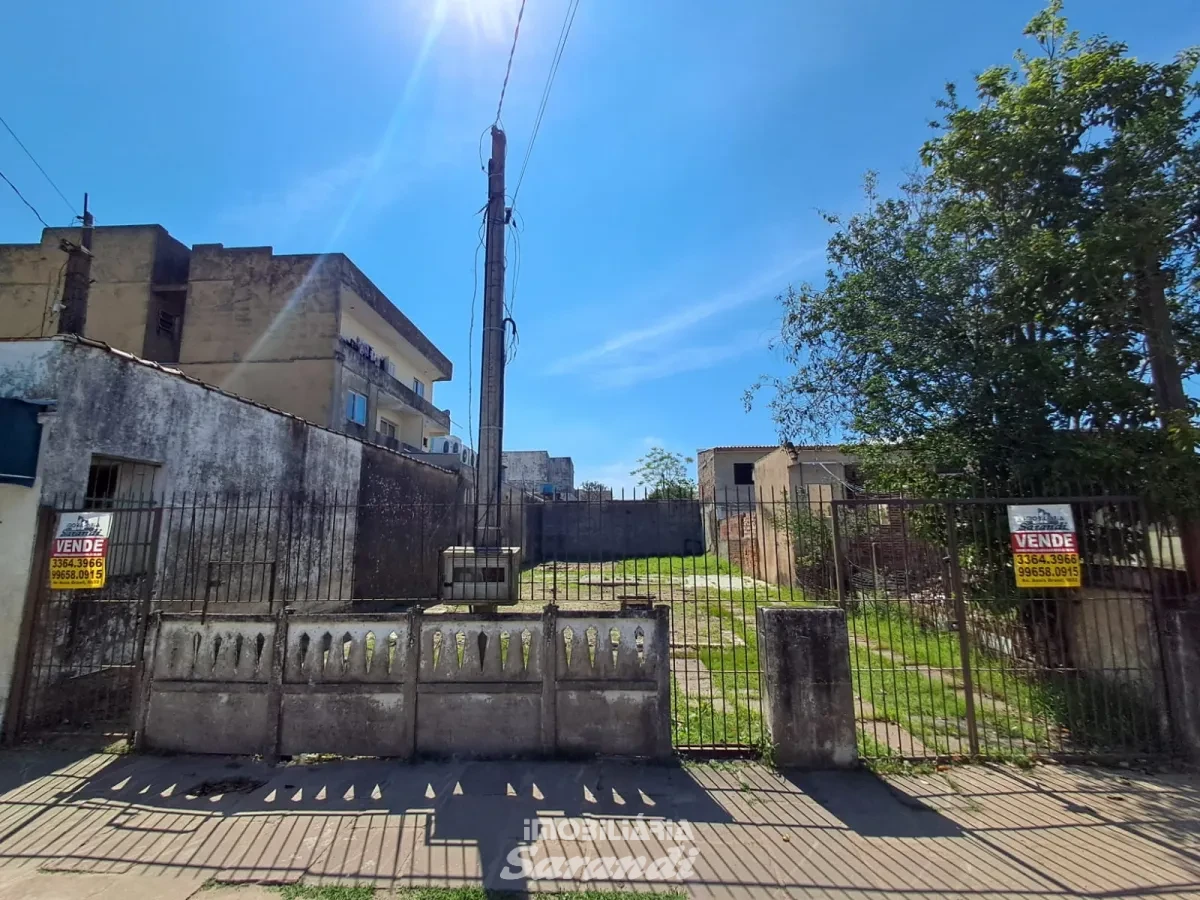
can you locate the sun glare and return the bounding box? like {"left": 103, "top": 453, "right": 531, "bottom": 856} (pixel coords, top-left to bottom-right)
{"left": 431, "top": 0, "right": 514, "bottom": 43}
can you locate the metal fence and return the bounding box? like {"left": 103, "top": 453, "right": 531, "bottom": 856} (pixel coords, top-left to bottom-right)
{"left": 8, "top": 486, "right": 1177, "bottom": 762}
{"left": 837, "top": 494, "right": 1175, "bottom": 762}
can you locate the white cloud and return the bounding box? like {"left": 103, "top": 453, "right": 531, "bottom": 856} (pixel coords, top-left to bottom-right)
{"left": 595, "top": 331, "right": 767, "bottom": 389}
{"left": 222, "top": 155, "right": 375, "bottom": 233}
{"left": 545, "top": 250, "right": 820, "bottom": 387}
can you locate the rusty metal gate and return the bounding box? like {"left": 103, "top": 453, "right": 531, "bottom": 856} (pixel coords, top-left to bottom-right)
{"left": 6, "top": 497, "right": 162, "bottom": 742}
{"left": 834, "top": 494, "right": 1173, "bottom": 761}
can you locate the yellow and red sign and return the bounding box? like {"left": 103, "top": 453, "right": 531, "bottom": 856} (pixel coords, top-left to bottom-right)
{"left": 1007, "top": 504, "right": 1081, "bottom": 589}
{"left": 49, "top": 512, "right": 113, "bottom": 589}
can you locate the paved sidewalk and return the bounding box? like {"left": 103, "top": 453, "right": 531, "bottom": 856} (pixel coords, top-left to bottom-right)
{"left": 0, "top": 749, "right": 1198, "bottom": 898}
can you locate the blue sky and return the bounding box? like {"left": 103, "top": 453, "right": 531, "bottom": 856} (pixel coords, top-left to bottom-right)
{"left": 3, "top": 0, "right": 1197, "bottom": 493}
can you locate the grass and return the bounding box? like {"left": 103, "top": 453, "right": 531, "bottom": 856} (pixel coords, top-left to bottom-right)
{"left": 277, "top": 887, "right": 375, "bottom": 900}
{"left": 846, "top": 598, "right": 1164, "bottom": 756}
{"left": 614, "top": 554, "right": 744, "bottom": 578}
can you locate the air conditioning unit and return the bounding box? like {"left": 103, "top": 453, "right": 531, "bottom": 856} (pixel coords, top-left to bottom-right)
{"left": 441, "top": 546, "right": 522, "bottom": 604}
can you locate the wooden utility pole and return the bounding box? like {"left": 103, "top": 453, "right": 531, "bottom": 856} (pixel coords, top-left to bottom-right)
{"left": 476, "top": 126, "right": 507, "bottom": 546}
{"left": 1136, "top": 257, "right": 1200, "bottom": 593}
{"left": 57, "top": 193, "right": 93, "bottom": 336}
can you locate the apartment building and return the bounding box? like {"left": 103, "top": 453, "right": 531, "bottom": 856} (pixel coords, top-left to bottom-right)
{"left": 0, "top": 225, "right": 452, "bottom": 450}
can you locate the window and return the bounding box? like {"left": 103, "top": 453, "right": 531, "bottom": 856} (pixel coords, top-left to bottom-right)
{"left": 85, "top": 461, "right": 121, "bottom": 509}
{"left": 733, "top": 463, "right": 755, "bottom": 486}
{"left": 83, "top": 456, "right": 159, "bottom": 577}
{"left": 442, "top": 440, "right": 450, "bottom": 453}
{"left": 378, "top": 419, "right": 396, "bottom": 440}
{"left": 156, "top": 310, "right": 178, "bottom": 338}
{"left": 412, "top": 379, "right": 425, "bottom": 399}
{"left": 346, "top": 391, "right": 367, "bottom": 425}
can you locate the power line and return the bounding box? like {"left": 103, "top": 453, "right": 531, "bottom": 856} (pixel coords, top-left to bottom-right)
{"left": 0, "top": 114, "right": 75, "bottom": 218}
{"left": 512, "top": 0, "right": 580, "bottom": 204}
{"left": 494, "top": 0, "right": 528, "bottom": 124}
{"left": 467, "top": 215, "right": 485, "bottom": 461}
{"left": 0, "top": 168, "right": 50, "bottom": 229}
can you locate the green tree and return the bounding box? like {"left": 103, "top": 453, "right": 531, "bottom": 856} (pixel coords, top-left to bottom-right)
{"left": 579, "top": 480, "right": 609, "bottom": 493}
{"left": 753, "top": 2, "right": 1200, "bottom": 521}
{"left": 631, "top": 447, "right": 696, "bottom": 499}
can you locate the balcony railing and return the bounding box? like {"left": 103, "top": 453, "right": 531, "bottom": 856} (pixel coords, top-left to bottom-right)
{"left": 338, "top": 338, "right": 451, "bottom": 432}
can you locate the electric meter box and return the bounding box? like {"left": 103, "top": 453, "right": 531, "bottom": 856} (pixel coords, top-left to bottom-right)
{"left": 441, "top": 546, "right": 522, "bottom": 603}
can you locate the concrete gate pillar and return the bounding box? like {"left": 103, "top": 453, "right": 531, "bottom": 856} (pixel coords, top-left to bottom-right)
{"left": 1162, "top": 607, "right": 1200, "bottom": 762}
{"left": 757, "top": 606, "right": 857, "bottom": 768}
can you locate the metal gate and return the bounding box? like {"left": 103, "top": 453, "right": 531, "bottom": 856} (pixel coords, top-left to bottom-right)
{"left": 7, "top": 499, "right": 161, "bottom": 742}
{"left": 834, "top": 495, "right": 1173, "bottom": 761}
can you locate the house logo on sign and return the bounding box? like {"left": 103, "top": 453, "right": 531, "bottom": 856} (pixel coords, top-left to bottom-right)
{"left": 1009, "top": 507, "right": 1071, "bottom": 533}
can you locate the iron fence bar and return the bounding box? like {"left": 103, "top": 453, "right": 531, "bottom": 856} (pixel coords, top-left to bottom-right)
{"left": 945, "top": 501, "right": 980, "bottom": 757}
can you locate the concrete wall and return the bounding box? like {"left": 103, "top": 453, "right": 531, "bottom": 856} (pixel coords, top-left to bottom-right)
{"left": 177, "top": 246, "right": 341, "bottom": 426}
{"left": 546, "top": 457, "right": 574, "bottom": 493}
{"left": 757, "top": 607, "right": 857, "bottom": 768}
{"left": 539, "top": 500, "right": 704, "bottom": 561}
{"left": 0, "top": 225, "right": 189, "bottom": 360}
{"left": 142, "top": 607, "right": 671, "bottom": 760}
{"left": 0, "top": 482, "right": 44, "bottom": 736}
{"left": 753, "top": 447, "right": 854, "bottom": 586}
{"left": 352, "top": 445, "right": 463, "bottom": 601}
{"left": 503, "top": 451, "right": 575, "bottom": 495}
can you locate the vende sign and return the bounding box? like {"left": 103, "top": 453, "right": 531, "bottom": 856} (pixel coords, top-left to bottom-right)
{"left": 53, "top": 536, "right": 109, "bottom": 557}
{"left": 1011, "top": 530, "right": 1079, "bottom": 553}
{"left": 1006, "top": 503, "right": 1081, "bottom": 589}
{"left": 49, "top": 512, "right": 113, "bottom": 590}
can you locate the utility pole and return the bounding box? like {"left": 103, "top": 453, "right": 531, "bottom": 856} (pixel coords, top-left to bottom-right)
{"left": 476, "top": 126, "right": 507, "bottom": 547}
{"left": 57, "top": 193, "right": 93, "bottom": 336}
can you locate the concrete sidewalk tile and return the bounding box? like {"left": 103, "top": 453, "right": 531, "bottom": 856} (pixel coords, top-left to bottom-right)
{"left": 215, "top": 811, "right": 342, "bottom": 884}
{"left": 0, "top": 871, "right": 206, "bottom": 900}
{"left": 307, "top": 812, "right": 420, "bottom": 886}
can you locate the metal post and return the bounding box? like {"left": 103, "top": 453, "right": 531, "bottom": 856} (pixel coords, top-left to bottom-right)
{"left": 831, "top": 500, "right": 847, "bottom": 608}
{"left": 945, "top": 502, "right": 980, "bottom": 756}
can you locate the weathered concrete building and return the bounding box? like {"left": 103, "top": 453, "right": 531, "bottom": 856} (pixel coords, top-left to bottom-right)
{"left": 0, "top": 225, "right": 453, "bottom": 453}
{"left": 0, "top": 336, "right": 462, "bottom": 736}
{"left": 502, "top": 450, "right": 574, "bottom": 497}
{"left": 747, "top": 445, "right": 859, "bottom": 585}
{"left": 0, "top": 225, "right": 190, "bottom": 362}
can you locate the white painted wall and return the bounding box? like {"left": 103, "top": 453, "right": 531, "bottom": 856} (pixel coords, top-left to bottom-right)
{"left": 0, "top": 482, "right": 41, "bottom": 735}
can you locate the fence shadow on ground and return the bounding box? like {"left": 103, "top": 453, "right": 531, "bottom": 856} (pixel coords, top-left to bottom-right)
{"left": 1, "top": 752, "right": 733, "bottom": 893}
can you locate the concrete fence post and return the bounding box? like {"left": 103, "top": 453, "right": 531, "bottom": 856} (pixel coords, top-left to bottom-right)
{"left": 653, "top": 604, "right": 672, "bottom": 759}
{"left": 757, "top": 606, "right": 857, "bottom": 768}
{"left": 264, "top": 608, "right": 288, "bottom": 763}
{"left": 541, "top": 604, "right": 559, "bottom": 755}
{"left": 1161, "top": 607, "right": 1200, "bottom": 761}
{"left": 403, "top": 606, "right": 421, "bottom": 761}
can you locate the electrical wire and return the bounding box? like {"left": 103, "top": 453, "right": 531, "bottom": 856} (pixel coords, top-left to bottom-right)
{"left": 0, "top": 168, "right": 50, "bottom": 228}
{"left": 494, "top": 0, "right": 528, "bottom": 125}
{"left": 467, "top": 216, "right": 486, "bottom": 463}
{"left": 0, "top": 114, "right": 75, "bottom": 219}
{"left": 511, "top": 0, "right": 581, "bottom": 205}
